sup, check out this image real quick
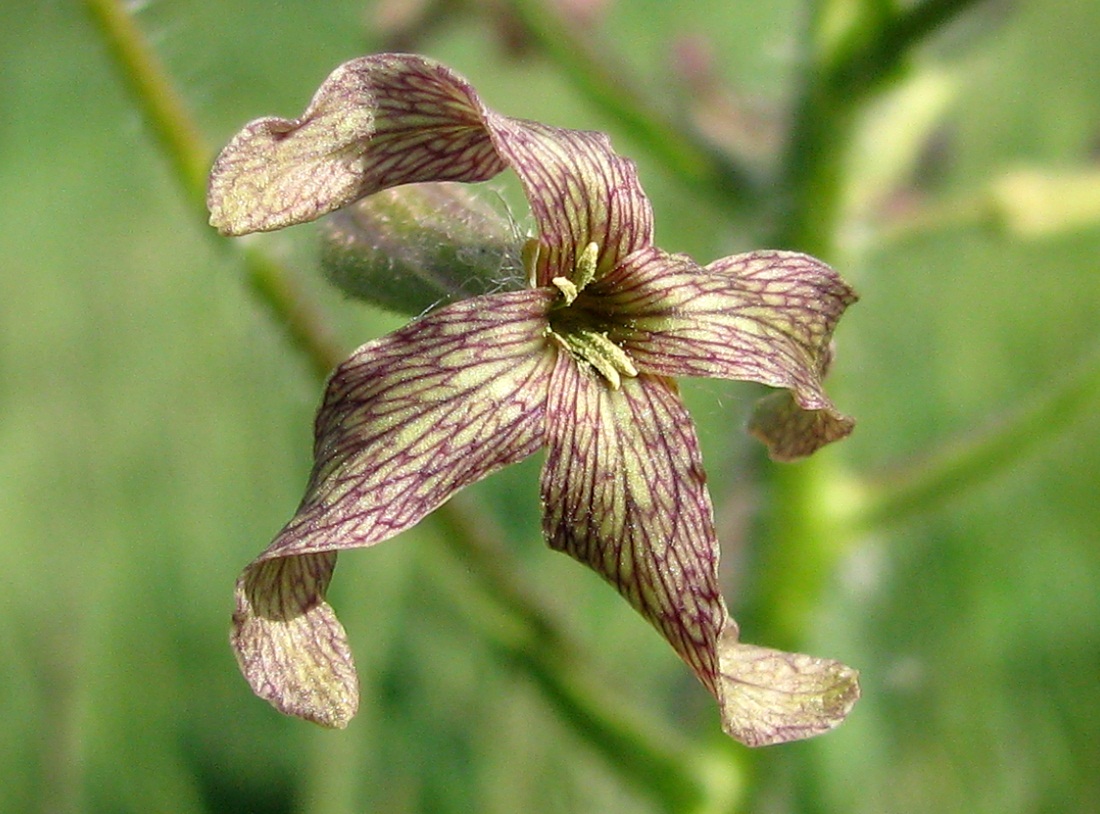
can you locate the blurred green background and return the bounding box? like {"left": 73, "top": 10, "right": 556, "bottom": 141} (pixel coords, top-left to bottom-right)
{"left": 3, "top": 1, "right": 1099, "bottom": 812}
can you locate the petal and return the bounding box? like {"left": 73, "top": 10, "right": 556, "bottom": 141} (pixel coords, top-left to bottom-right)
{"left": 231, "top": 552, "right": 358, "bottom": 727}
{"left": 207, "top": 53, "right": 656, "bottom": 280}
{"left": 598, "top": 247, "right": 856, "bottom": 458}
{"left": 540, "top": 360, "right": 727, "bottom": 696}
{"left": 232, "top": 288, "right": 556, "bottom": 724}
{"left": 295, "top": 288, "right": 555, "bottom": 555}
{"left": 717, "top": 627, "right": 861, "bottom": 747}
{"left": 208, "top": 54, "right": 506, "bottom": 234}
{"left": 747, "top": 386, "right": 855, "bottom": 461}
{"left": 540, "top": 359, "right": 860, "bottom": 744}
{"left": 484, "top": 117, "right": 654, "bottom": 286}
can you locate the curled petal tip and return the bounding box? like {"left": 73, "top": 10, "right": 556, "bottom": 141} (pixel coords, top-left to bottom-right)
{"left": 206, "top": 108, "right": 375, "bottom": 235}
{"left": 231, "top": 556, "right": 360, "bottom": 727}
{"left": 718, "top": 631, "right": 860, "bottom": 747}
{"left": 231, "top": 604, "right": 361, "bottom": 727}
{"left": 206, "top": 54, "right": 510, "bottom": 237}
{"left": 748, "top": 390, "right": 855, "bottom": 461}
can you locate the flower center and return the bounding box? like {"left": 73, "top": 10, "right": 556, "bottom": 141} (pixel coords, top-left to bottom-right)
{"left": 545, "top": 242, "right": 638, "bottom": 390}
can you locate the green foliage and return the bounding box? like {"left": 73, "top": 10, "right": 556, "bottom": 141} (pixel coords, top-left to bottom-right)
{"left": 2, "top": 0, "right": 1098, "bottom": 812}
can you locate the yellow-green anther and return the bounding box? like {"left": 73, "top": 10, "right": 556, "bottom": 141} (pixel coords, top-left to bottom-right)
{"left": 552, "top": 276, "right": 579, "bottom": 305}
{"left": 554, "top": 326, "right": 638, "bottom": 390}
{"left": 573, "top": 242, "right": 599, "bottom": 291}
{"left": 551, "top": 242, "right": 599, "bottom": 306}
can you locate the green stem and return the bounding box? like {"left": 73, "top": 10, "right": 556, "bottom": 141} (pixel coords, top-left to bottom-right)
{"left": 778, "top": 0, "right": 989, "bottom": 252}
{"left": 830, "top": 0, "right": 989, "bottom": 94}
{"left": 83, "top": 0, "right": 210, "bottom": 212}
{"left": 876, "top": 0, "right": 988, "bottom": 67}
{"left": 505, "top": 0, "right": 758, "bottom": 212}
{"left": 423, "top": 535, "right": 740, "bottom": 814}
{"left": 851, "top": 342, "right": 1100, "bottom": 533}
{"left": 83, "top": 0, "right": 344, "bottom": 381}
{"left": 756, "top": 0, "right": 994, "bottom": 643}
{"left": 746, "top": 1, "right": 1014, "bottom": 808}
{"left": 744, "top": 454, "right": 849, "bottom": 651}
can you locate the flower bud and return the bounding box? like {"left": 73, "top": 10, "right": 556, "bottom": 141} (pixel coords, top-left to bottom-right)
{"left": 320, "top": 182, "right": 524, "bottom": 315}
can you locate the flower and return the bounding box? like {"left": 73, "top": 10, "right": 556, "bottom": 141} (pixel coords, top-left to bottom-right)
{"left": 207, "top": 53, "right": 860, "bottom": 746}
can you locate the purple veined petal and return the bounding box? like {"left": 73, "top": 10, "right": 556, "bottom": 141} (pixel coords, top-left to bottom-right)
{"left": 296, "top": 287, "right": 555, "bottom": 555}
{"left": 538, "top": 356, "right": 861, "bottom": 743}
{"left": 601, "top": 247, "right": 855, "bottom": 398}
{"left": 598, "top": 247, "right": 856, "bottom": 457}
{"left": 537, "top": 361, "right": 859, "bottom": 743}
{"left": 207, "top": 51, "right": 656, "bottom": 284}
{"left": 539, "top": 358, "right": 727, "bottom": 698}
{"left": 484, "top": 115, "right": 655, "bottom": 287}
{"left": 208, "top": 54, "right": 507, "bottom": 235}
{"left": 232, "top": 288, "right": 556, "bottom": 726}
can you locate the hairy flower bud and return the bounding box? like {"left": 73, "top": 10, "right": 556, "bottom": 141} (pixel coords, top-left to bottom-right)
{"left": 320, "top": 182, "right": 523, "bottom": 314}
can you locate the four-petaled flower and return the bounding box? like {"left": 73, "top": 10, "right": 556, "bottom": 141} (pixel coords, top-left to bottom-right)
{"left": 208, "top": 53, "right": 859, "bottom": 746}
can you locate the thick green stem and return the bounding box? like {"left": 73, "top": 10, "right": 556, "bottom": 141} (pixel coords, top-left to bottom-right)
{"left": 758, "top": 0, "right": 993, "bottom": 644}
{"left": 778, "top": 0, "right": 989, "bottom": 252}
{"left": 747, "top": 0, "right": 1003, "bottom": 809}
{"left": 747, "top": 455, "right": 849, "bottom": 650}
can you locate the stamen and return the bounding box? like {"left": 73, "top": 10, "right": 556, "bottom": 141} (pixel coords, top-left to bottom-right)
{"left": 550, "top": 242, "right": 601, "bottom": 307}
{"left": 573, "top": 242, "right": 599, "bottom": 292}
{"left": 552, "top": 327, "right": 638, "bottom": 390}
{"left": 552, "top": 276, "right": 579, "bottom": 305}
